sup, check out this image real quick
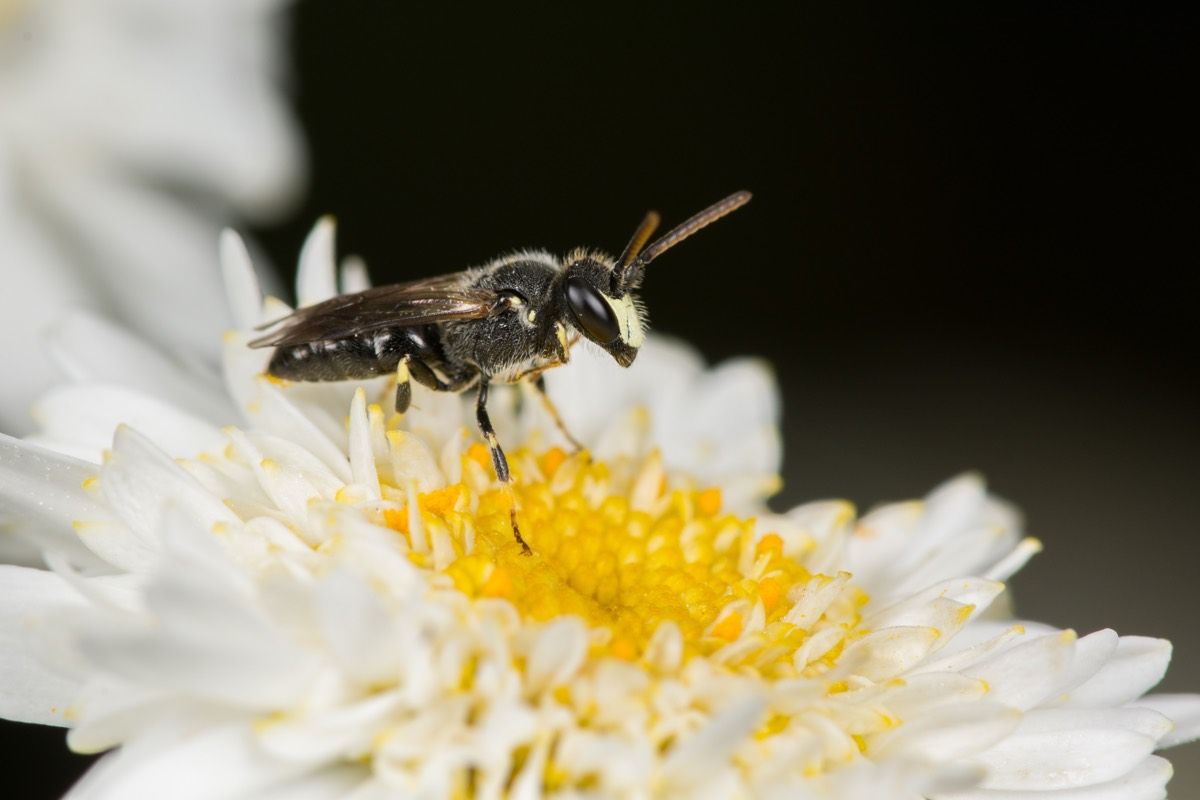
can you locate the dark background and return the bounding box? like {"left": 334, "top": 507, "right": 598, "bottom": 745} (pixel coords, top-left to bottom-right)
{"left": 7, "top": 2, "right": 1197, "bottom": 795}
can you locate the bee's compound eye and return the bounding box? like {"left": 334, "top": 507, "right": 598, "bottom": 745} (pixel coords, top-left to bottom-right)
{"left": 565, "top": 275, "right": 620, "bottom": 344}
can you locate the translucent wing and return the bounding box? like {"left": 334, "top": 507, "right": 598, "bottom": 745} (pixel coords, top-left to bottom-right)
{"left": 248, "top": 272, "right": 497, "bottom": 349}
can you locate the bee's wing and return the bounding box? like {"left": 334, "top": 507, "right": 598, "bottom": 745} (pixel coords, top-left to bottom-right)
{"left": 248, "top": 274, "right": 498, "bottom": 348}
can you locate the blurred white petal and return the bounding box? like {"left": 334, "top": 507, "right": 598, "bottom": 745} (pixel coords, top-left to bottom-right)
{"left": 0, "top": 0, "right": 304, "bottom": 434}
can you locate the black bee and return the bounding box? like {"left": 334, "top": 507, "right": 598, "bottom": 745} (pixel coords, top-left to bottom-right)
{"left": 250, "top": 191, "right": 751, "bottom": 551}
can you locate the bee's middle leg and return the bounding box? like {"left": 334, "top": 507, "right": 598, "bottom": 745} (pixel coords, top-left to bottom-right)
{"left": 394, "top": 358, "right": 477, "bottom": 413}
{"left": 476, "top": 378, "right": 531, "bottom": 555}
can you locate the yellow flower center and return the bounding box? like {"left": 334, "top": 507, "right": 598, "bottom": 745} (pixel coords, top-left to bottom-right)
{"left": 384, "top": 443, "right": 869, "bottom": 677}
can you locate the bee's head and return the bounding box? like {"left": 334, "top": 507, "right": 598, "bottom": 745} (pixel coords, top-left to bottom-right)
{"left": 561, "top": 255, "right": 643, "bottom": 367}
{"left": 559, "top": 191, "right": 752, "bottom": 369}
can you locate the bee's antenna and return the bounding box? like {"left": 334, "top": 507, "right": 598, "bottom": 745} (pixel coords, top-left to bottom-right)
{"left": 615, "top": 190, "right": 752, "bottom": 290}
{"left": 617, "top": 210, "right": 662, "bottom": 269}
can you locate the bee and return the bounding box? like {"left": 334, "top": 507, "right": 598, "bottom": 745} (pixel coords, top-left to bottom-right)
{"left": 250, "top": 191, "right": 752, "bottom": 552}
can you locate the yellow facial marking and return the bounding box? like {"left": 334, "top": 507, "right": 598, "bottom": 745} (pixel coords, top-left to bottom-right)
{"left": 396, "top": 359, "right": 410, "bottom": 384}
{"left": 601, "top": 293, "right": 644, "bottom": 347}
{"left": 555, "top": 321, "right": 569, "bottom": 356}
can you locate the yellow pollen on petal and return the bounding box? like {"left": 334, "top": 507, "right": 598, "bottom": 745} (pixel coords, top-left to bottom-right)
{"left": 711, "top": 611, "right": 743, "bottom": 642}
{"left": 466, "top": 443, "right": 492, "bottom": 472}
{"left": 480, "top": 566, "right": 514, "bottom": 599}
{"left": 756, "top": 533, "right": 784, "bottom": 559}
{"left": 540, "top": 447, "right": 568, "bottom": 478}
{"left": 383, "top": 507, "right": 408, "bottom": 535}
{"left": 423, "top": 484, "right": 463, "bottom": 516}
{"left": 758, "top": 577, "right": 783, "bottom": 612}
{"left": 610, "top": 636, "right": 638, "bottom": 661}
{"left": 696, "top": 487, "right": 722, "bottom": 516}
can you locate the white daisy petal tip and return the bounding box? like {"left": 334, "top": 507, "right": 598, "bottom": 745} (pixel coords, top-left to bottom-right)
{"left": 219, "top": 228, "right": 263, "bottom": 331}
{"left": 339, "top": 255, "right": 372, "bottom": 294}
{"left": 296, "top": 216, "right": 339, "bottom": 307}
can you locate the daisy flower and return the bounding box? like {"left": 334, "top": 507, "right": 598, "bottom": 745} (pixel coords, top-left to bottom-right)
{"left": 1, "top": 221, "right": 1197, "bottom": 799}
{"left": 0, "top": 0, "right": 303, "bottom": 433}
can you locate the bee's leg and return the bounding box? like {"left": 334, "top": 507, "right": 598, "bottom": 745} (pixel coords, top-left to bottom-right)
{"left": 476, "top": 378, "right": 531, "bottom": 555}
{"left": 409, "top": 359, "right": 476, "bottom": 393}
{"left": 531, "top": 375, "right": 584, "bottom": 453}
{"left": 394, "top": 356, "right": 412, "bottom": 413}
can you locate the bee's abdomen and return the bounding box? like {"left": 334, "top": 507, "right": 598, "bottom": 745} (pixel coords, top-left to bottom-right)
{"left": 267, "top": 328, "right": 436, "bottom": 382}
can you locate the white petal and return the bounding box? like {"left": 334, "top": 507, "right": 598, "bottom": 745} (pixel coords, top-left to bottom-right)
{"left": 783, "top": 571, "right": 851, "bottom": 628}
{"left": 870, "top": 701, "right": 1021, "bottom": 761}
{"left": 296, "top": 217, "right": 338, "bottom": 307}
{"left": 1132, "top": 693, "right": 1200, "bottom": 748}
{"left": 347, "top": 388, "right": 380, "bottom": 500}
{"left": 975, "top": 727, "right": 1157, "bottom": 790}
{"left": 46, "top": 311, "right": 235, "bottom": 424}
{"left": 339, "top": 255, "right": 372, "bottom": 294}
{"left": 252, "top": 766, "right": 372, "bottom": 800}
{"left": 221, "top": 229, "right": 264, "bottom": 331}
{"left": 1045, "top": 629, "right": 1120, "bottom": 704}
{"left": 35, "top": 384, "right": 225, "bottom": 461}
{"left": 225, "top": 429, "right": 322, "bottom": 532}
{"left": 0, "top": 184, "right": 104, "bottom": 435}
{"left": 983, "top": 537, "right": 1042, "bottom": 582}
{"left": 248, "top": 382, "right": 352, "bottom": 483}
{"left": 77, "top": 564, "right": 319, "bottom": 710}
{"left": 883, "top": 672, "right": 992, "bottom": 718}
{"left": 66, "top": 723, "right": 318, "bottom": 800}
{"left": 0, "top": 565, "right": 84, "bottom": 725}
{"left": 1062, "top": 636, "right": 1172, "bottom": 708}
{"left": 1018, "top": 706, "right": 1172, "bottom": 741}
{"left": 387, "top": 430, "right": 443, "bottom": 493}
{"left": 919, "top": 473, "right": 990, "bottom": 549}
{"left": 101, "top": 426, "right": 239, "bottom": 548}
{"left": 66, "top": 681, "right": 177, "bottom": 754}
{"left": 222, "top": 329, "right": 274, "bottom": 420}
{"left": 0, "top": 434, "right": 116, "bottom": 570}
{"left": 524, "top": 617, "right": 588, "bottom": 694}
{"left": 964, "top": 630, "right": 1078, "bottom": 710}
{"left": 661, "top": 693, "right": 766, "bottom": 789}
{"left": 257, "top": 693, "right": 400, "bottom": 763}
{"left": 829, "top": 625, "right": 942, "bottom": 682}
{"left": 35, "top": 173, "right": 232, "bottom": 363}
{"left": 314, "top": 569, "right": 404, "bottom": 687}
{"left": 919, "top": 621, "right": 1060, "bottom": 673}
{"left": 865, "top": 577, "right": 1005, "bottom": 631}
{"left": 934, "top": 755, "right": 1172, "bottom": 800}
{"left": 644, "top": 621, "right": 684, "bottom": 673}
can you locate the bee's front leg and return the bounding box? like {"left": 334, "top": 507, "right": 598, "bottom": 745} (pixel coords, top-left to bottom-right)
{"left": 531, "top": 375, "right": 584, "bottom": 454}
{"left": 475, "top": 378, "right": 532, "bottom": 555}
{"left": 510, "top": 361, "right": 584, "bottom": 454}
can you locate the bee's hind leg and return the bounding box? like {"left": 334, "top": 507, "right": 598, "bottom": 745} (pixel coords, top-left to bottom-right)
{"left": 394, "top": 358, "right": 477, "bottom": 413}
{"left": 475, "top": 378, "right": 532, "bottom": 555}
{"left": 394, "top": 356, "right": 413, "bottom": 413}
